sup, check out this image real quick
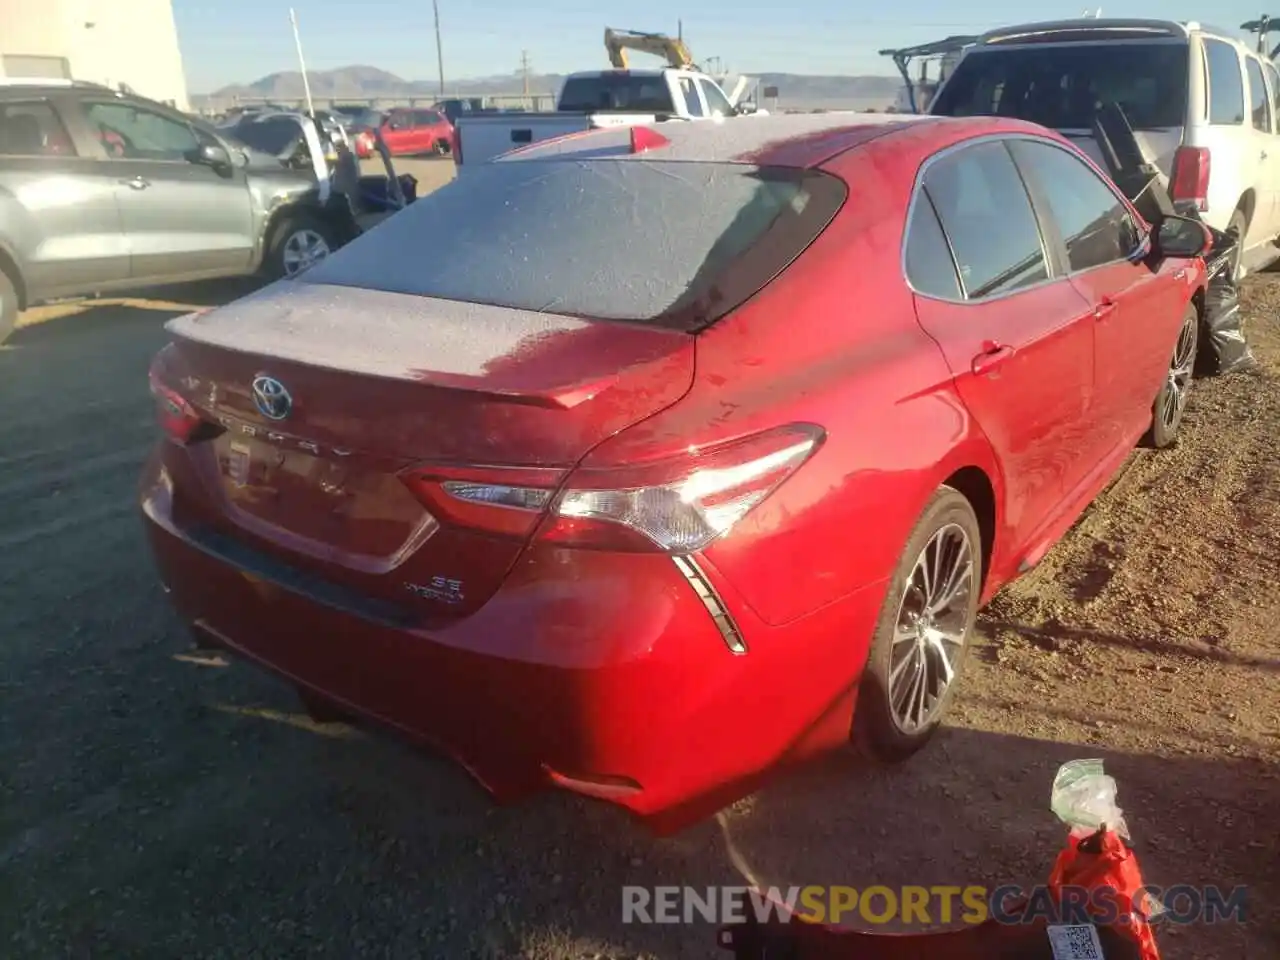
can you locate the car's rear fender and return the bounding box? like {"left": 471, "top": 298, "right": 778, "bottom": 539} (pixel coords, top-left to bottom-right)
{"left": 585, "top": 187, "right": 1010, "bottom": 627}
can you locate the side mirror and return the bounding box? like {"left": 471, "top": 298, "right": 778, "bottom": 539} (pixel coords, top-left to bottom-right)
{"left": 735, "top": 103, "right": 759, "bottom": 116}
{"left": 1155, "top": 215, "right": 1213, "bottom": 259}
{"left": 187, "top": 142, "right": 231, "bottom": 169}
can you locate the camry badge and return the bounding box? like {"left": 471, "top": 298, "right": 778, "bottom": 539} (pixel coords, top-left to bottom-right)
{"left": 251, "top": 375, "right": 292, "bottom": 421}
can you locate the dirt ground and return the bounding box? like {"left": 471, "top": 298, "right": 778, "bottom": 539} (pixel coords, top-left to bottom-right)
{"left": 0, "top": 230, "right": 1276, "bottom": 957}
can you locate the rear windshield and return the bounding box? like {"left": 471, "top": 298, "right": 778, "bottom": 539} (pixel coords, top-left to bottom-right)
{"left": 302, "top": 159, "right": 846, "bottom": 330}
{"left": 931, "top": 42, "right": 1189, "bottom": 130}
{"left": 558, "top": 75, "right": 677, "bottom": 113}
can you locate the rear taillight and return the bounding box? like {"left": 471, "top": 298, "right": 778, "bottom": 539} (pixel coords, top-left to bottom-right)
{"left": 400, "top": 424, "right": 824, "bottom": 553}
{"left": 399, "top": 464, "right": 561, "bottom": 538}
{"left": 149, "top": 374, "right": 202, "bottom": 444}
{"left": 148, "top": 349, "right": 218, "bottom": 445}
{"left": 1170, "top": 147, "right": 1210, "bottom": 211}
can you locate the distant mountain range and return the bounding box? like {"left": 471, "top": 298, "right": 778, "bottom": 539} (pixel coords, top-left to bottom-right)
{"left": 197, "top": 65, "right": 902, "bottom": 108}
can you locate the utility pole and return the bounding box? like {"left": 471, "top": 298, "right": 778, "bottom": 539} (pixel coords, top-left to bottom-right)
{"left": 288, "top": 8, "right": 315, "bottom": 119}
{"left": 432, "top": 0, "right": 445, "bottom": 96}
{"left": 520, "top": 50, "right": 532, "bottom": 100}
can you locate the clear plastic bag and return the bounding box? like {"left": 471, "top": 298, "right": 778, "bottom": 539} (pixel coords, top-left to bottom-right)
{"left": 1050, "top": 758, "right": 1131, "bottom": 841}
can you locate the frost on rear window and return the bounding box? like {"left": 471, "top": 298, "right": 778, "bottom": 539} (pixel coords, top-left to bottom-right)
{"left": 301, "top": 159, "right": 845, "bottom": 329}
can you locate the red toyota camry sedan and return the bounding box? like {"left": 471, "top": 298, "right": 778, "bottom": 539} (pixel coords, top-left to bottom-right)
{"left": 141, "top": 114, "right": 1209, "bottom": 825}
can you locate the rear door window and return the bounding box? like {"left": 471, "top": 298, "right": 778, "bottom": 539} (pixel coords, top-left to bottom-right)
{"left": 0, "top": 100, "right": 76, "bottom": 156}
{"left": 931, "top": 42, "right": 1189, "bottom": 130}
{"left": 1204, "top": 38, "right": 1245, "bottom": 125}
{"left": 922, "top": 141, "right": 1049, "bottom": 299}
{"left": 1010, "top": 139, "right": 1140, "bottom": 272}
{"left": 1246, "top": 57, "right": 1271, "bottom": 132}
{"left": 302, "top": 159, "right": 847, "bottom": 330}
{"left": 904, "top": 195, "right": 962, "bottom": 300}
{"left": 1266, "top": 61, "right": 1280, "bottom": 131}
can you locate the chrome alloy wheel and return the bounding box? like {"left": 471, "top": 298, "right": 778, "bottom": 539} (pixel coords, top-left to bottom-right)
{"left": 1162, "top": 312, "right": 1198, "bottom": 434}
{"left": 281, "top": 228, "right": 331, "bottom": 276}
{"left": 888, "top": 523, "right": 975, "bottom": 733}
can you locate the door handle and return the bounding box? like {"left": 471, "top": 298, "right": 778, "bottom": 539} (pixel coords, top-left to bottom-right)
{"left": 119, "top": 176, "right": 150, "bottom": 190}
{"left": 971, "top": 341, "right": 1015, "bottom": 376}
{"left": 1093, "top": 295, "right": 1118, "bottom": 320}
{"left": 1262, "top": 150, "right": 1269, "bottom": 160}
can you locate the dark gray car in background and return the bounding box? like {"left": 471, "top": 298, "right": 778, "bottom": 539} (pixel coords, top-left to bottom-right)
{"left": 0, "top": 80, "right": 355, "bottom": 343}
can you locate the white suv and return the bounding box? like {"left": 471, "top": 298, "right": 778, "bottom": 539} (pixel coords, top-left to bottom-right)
{"left": 930, "top": 19, "right": 1280, "bottom": 278}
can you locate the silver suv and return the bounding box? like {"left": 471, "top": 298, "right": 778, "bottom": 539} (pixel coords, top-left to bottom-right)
{"left": 0, "top": 80, "right": 355, "bottom": 343}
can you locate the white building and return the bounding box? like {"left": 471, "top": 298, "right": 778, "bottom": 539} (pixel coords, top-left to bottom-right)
{"left": 0, "top": 0, "right": 190, "bottom": 111}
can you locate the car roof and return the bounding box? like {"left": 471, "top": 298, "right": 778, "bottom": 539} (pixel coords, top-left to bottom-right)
{"left": 497, "top": 113, "right": 1051, "bottom": 168}
{"left": 974, "top": 18, "right": 1239, "bottom": 45}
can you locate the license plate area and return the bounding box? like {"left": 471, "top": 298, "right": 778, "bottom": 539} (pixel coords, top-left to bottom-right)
{"left": 211, "top": 435, "right": 436, "bottom": 569}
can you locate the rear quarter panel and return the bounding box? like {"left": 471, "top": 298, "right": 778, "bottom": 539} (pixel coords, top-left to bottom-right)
{"left": 587, "top": 127, "right": 1010, "bottom": 627}
{"left": 1184, "top": 35, "right": 1254, "bottom": 233}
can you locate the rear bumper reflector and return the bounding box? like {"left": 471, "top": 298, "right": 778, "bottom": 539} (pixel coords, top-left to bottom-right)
{"left": 672, "top": 555, "right": 747, "bottom": 654}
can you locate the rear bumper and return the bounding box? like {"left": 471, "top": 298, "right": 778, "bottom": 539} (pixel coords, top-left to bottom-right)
{"left": 140, "top": 451, "right": 888, "bottom": 827}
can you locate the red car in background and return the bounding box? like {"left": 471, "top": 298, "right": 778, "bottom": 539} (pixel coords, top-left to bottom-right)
{"left": 141, "top": 115, "right": 1210, "bottom": 829}
{"left": 350, "top": 107, "right": 453, "bottom": 158}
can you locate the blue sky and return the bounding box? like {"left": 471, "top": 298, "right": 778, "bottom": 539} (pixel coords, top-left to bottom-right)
{"left": 173, "top": 0, "right": 1266, "bottom": 92}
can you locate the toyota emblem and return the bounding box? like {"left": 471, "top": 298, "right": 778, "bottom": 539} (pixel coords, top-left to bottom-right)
{"left": 251, "top": 375, "right": 292, "bottom": 421}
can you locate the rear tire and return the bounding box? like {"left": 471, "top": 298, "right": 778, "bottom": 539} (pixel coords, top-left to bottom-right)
{"left": 1227, "top": 207, "right": 1248, "bottom": 282}
{"left": 1143, "top": 304, "right": 1199, "bottom": 449}
{"left": 853, "top": 486, "right": 982, "bottom": 762}
{"left": 0, "top": 269, "right": 18, "bottom": 346}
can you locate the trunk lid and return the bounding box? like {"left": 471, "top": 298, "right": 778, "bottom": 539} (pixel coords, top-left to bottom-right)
{"left": 160, "top": 280, "right": 694, "bottom": 616}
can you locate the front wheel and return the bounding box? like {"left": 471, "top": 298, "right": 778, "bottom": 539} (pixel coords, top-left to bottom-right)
{"left": 264, "top": 213, "right": 339, "bottom": 280}
{"left": 853, "top": 486, "right": 982, "bottom": 762}
{"left": 1143, "top": 304, "right": 1199, "bottom": 449}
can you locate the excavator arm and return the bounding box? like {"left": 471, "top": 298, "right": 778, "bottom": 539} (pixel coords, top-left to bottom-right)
{"left": 604, "top": 27, "right": 698, "bottom": 70}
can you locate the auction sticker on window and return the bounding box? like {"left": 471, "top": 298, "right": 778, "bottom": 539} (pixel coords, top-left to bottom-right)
{"left": 1046, "top": 923, "right": 1104, "bottom": 960}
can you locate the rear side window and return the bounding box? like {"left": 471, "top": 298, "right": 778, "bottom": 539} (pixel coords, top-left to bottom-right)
{"left": 1204, "top": 39, "right": 1245, "bottom": 125}
{"left": 931, "top": 42, "right": 1189, "bottom": 130}
{"left": 1246, "top": 57, "right": 1271, "bottom": 132}
{"left": 1010, "top": 139, "right": 1139, "bottom": 272}
{"left": 923, "top": 141, "right": 1048, "bottom": 299}
{"left": 0, "top": 100, "right": 75, "bottom": 156}
{"left": 303, "top": 160, "right": 847, "bottom": 330}
{"left": 904, "top": 196, "right": 962, "bottom": 299}
{"left": 558, "top": 75, "right": 676, "bottom": 113}
{"left": 1266, "top": 61, "right": 1280, "bottom": 128}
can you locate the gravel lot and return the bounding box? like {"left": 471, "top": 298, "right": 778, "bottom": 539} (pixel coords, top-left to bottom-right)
{"left": 1, "top": 196, "right": 1277, "bottom": 957}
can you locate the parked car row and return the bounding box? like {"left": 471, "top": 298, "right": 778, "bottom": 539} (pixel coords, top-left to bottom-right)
{"left": 140, "top": 101, "right": 1213, "bottom": 828}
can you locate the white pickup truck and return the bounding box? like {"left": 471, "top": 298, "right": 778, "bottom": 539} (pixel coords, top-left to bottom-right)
{"left": 453, "top": 68, "right": 758, "bottom": 166}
